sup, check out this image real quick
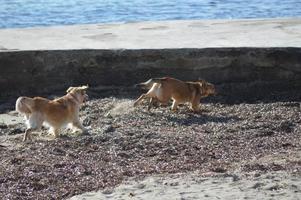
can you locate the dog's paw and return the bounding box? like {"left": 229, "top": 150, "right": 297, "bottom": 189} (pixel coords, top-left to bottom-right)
{"left": 22, "top": 134, "right": 31, "bottom": 142}
{"left": 22, "top": 137, "right": 32, "bottom": 143}
{"left": 171, "top": 108, "right": 178, "bottom": 112}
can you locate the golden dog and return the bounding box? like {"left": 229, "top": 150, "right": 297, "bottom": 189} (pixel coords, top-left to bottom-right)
{"left": 134, "top": 77, "right": 216, "bottom": 112}
{"left": 15, "top": 85, "right": 89, "bottom": 142}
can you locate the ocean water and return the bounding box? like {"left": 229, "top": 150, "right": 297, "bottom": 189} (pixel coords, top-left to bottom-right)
{"left": 0, "top": 0, "right": 300, "bottom": 28}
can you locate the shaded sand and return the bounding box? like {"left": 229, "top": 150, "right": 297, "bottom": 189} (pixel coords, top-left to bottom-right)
{"left": 70, "top": 171, "right": 301, "bottom": 200}
{"left": 0, "top": 112, "right": 23, "bottom": 126}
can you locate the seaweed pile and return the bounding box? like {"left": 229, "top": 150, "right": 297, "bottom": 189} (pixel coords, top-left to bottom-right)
{"left": 0, "top": 94, "right": 300, "bottom": 199}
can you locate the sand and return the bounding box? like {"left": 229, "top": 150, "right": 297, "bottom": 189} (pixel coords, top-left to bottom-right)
{"left": 70, "top": 171, "right": 301, "bottom": 200}
{"left": 1, "top": 18, "right": 301, "bottom": 51}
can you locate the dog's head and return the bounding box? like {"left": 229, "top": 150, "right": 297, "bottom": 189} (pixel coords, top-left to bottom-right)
{"left": 197, "top": 80, "right": 216, "bottom": 97}
{"left": 66, "top": 85, "right": 89, "bottom": 104}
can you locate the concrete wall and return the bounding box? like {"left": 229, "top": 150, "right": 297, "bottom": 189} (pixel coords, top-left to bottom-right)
{"left": 0, "top": 48, "right": 301, "bottom": 101}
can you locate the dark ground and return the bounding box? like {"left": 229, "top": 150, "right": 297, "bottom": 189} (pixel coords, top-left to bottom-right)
{"left": 0, "top": 91, "right": 300, "bottom": 199}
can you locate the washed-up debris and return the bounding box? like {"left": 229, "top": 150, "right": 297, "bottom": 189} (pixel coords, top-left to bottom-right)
{"left": 0, "top": 94, "right": 300, "bottom": 199}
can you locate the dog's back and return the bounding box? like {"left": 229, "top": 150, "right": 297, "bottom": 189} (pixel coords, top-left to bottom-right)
{"left": 16, "top": 97, "right": 51, "bottom": 114}
{"left": 159, "top": 78, "right": 194, "bottom": 102}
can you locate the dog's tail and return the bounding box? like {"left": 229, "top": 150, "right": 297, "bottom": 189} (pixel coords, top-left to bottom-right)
{"left": 15, "top": 97, "right": 35, "bottom": 115}
{"left": 135, "top": 78, "right": 167, "bottom": 89}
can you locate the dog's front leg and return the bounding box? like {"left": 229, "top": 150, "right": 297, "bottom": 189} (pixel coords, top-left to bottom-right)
{"left": 133, "top": 94, "right": 147, "bottom": 107}
{"left": 72, "top": 120, "right": 88, "bottom": 135}
{"left": 191, "top": 106, "right": 200, "bottom": 113}
{"left": 191, "top": 95, "right": 201, "bottom": 113}
{"left": 52, "top": 128, "right": 60, "bottom": 138}
{"left": 171, "top": 100, "right": 179, "bottom": 111}
{"left": 190, "top": 102, "right": 201, "bottom": 112}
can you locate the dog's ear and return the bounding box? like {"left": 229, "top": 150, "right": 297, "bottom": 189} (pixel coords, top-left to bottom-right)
{"left": 80, "top": 85, "right": 89, "bottom": 90}
{"left": 66, "top": 87, "right": 75, "bottom": 93}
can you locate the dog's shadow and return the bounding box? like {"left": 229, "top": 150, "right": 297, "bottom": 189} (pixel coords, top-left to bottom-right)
{"left": 163, "top": 112, "right": 239, "bottom": 126}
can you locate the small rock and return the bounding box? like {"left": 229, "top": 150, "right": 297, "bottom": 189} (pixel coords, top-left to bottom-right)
{"left": 211, "top": 167, "right": 227, "bottom": 173}
{"left": 252, "top": 182, "right": 264, "bottom": 189}
{"left": 278, "top": 121, "right": 294, "bottom": 133}
{"left": 83, "top": 117, "right": 92, "bottom": 126}
{"left": 117, "top": 151, "right": 131, "bottom": 158}
{"left": 51, "top": 148, "right": 66, "bottom": 156}
{"left": 102, "top": 189, "right": 114, "bottom": 195}
{"left": 170, "top": 182, "right": 179, "bottom": 186}
{"left": 102, "top": 125, "right": 115, "bottom": 133}
{"left": 136, "top": 183, "right": 146, "bottom": 189}
{"left": 0, "top": 123, "right": 8, "bottom": 129}
{"left": 265, "top": 184, "right": 284, "bottom": 191}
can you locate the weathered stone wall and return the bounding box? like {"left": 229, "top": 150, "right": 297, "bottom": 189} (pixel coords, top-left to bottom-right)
{"left": 0, "top": 48, "right": 301, "bottom": 101}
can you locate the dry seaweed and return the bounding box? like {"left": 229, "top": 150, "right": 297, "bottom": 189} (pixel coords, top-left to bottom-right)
{"left": 0, "top": 95, "right": 300, "bottom": 199}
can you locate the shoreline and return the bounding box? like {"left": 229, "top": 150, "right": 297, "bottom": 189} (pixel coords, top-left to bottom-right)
{"left": 0, "top": 17, "right": 298, "bottom": 30}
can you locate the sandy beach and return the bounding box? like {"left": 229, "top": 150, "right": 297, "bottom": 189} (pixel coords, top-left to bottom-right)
{"left": 0, "top": 18, "right": 301, "bottom": 51}
{"left": 0, "top": 1, "right": 300, "bottom": 198}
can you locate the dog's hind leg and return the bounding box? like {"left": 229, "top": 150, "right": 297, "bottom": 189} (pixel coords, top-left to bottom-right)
{"left": 147, "top": 97, "right": 157, "bottom": 110}
{"left": 23, "top": 128, "right": 35, "bottom": 142}
{"left": 23, "top": 113, "right": 43, "bottom": 142}
{"left": 134, "top": 83, "right": 160, "bottom": 107}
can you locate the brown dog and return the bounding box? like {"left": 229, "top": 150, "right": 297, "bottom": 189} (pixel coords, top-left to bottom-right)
{"left": 134, "top": 77, "right": 216, "bottom": 112}
{"left": 15, "top": 85, "right": 89, "bottom": 142}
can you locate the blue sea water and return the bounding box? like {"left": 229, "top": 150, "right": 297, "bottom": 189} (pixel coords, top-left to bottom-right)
{"left": 0, "top": 0, "right": 300, "bottom": 28}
